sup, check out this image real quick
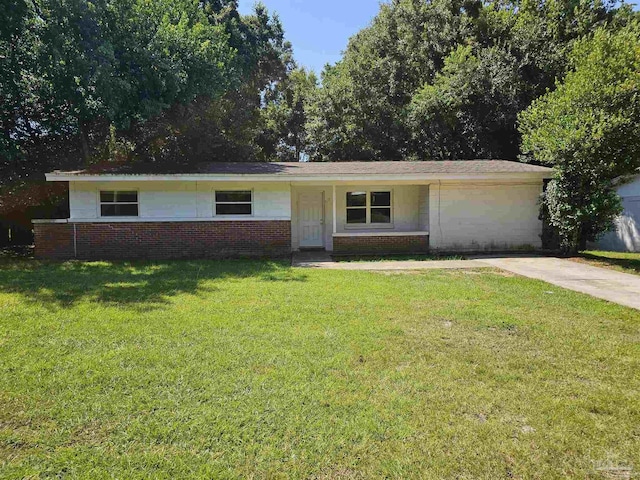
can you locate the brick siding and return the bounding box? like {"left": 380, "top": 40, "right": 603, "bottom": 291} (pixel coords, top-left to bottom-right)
{"left": 333, "top": 234, "right": 429, "bottom": 254}
{"left": 34, "top": 221, "right": 291, "bottom": 260}
{"left": 33, "top": 223, "right": 75, "bottom": 259}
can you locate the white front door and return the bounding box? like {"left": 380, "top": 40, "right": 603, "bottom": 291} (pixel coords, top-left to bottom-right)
{"left": 298, "top": 192, "right": 324, "bottom": 248}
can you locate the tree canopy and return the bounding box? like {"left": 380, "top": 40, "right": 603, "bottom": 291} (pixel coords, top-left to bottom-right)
{"left": 0, "top": 0, "right": 291, "bottom": 210}
{"left": 306, "top": 0, "right": 632, "bottom": 161}
{"left": 519, "top": 21, "right": 640, "bottom": 252}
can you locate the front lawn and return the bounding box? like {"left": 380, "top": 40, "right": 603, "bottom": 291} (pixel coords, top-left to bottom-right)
{"left": 573, "top": 250, "right": 640, "bottom": 276}
{"left": 0, "top": 259, "right": 638, "bottom": 478}
{"left": 333, "top": 254, "right": 465, "bottom": 262}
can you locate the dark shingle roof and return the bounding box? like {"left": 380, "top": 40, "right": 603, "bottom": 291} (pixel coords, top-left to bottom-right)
{"left": 52, "top": 160, "right": 552, "bottom": 176}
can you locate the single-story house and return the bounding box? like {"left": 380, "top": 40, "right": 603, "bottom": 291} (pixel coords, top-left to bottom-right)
{"left": 593, "top": 173, "right": 640, "bottom": 252}
{"left": 34, "top": 160, "right": 553, "bottom": 259}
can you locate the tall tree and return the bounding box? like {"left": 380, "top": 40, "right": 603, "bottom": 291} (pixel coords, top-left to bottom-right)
{"left": 0, "top": 0, "right": 290, "bottom": 212}
{"left": 307, "top": 0, "right": 477, "bottom": 161}
{"left": 259, "top": 66, "right": 318, "bottom": 162}
{"left": 306, "top": 0, "right": 631, "bottom": 161}
{"left": 113, "top": 3, "right": 293, "bottom": 167}
{"left": 519, "top": 22, "right": 640, "bottom": 252}
{"left": 406, "top": 44, "right": 525, "bottom": 159}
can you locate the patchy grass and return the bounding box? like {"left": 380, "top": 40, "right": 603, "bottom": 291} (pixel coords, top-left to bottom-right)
{"left": 0, "top": 258, "right": 638, "bottom": 479}
{"left": 572, "top": 250, "right": 640, "bottom": 276}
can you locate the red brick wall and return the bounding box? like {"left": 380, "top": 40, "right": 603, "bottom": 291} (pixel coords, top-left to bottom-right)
{"left": 34, "top": 221, "right": 291, "bottom": 260}
{"left": 333, "top": 234, "right": 429, "bottom": 254}
{"left": 33, "top": 223, "right": 75, "bottom": 259}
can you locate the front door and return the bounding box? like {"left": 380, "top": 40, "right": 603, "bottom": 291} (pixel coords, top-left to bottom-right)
{"left": 298, "top": 192, "right": 324, "bottom": 248}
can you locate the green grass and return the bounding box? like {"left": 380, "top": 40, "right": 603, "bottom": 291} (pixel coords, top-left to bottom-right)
{"left": 0, "top": 259, "right": 638, "bottom": 479}
{"left": 333, "top": 254, "right": 465, "bottom": 262}
{"left": 574, "top": 250, "right": 640, "bottom": 275}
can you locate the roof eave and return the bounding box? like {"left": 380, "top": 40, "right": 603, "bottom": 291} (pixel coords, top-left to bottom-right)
{"left": 45, "top": 171, "right": 553, "bottom": 182}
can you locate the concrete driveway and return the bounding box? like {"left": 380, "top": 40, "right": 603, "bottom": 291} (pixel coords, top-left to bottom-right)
{"left": 475, "top": 256, "right": 640, "bottom": 310}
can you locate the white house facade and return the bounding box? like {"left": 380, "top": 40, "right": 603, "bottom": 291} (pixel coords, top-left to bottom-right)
{"left": 34, "top": 161, "right": 553, "bottom": 259}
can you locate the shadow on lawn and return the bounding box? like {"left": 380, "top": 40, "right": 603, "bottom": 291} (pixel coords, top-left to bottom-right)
{"left": 0, "top": 258, "right": 305, "bottom": 310}
{"left": 580, "top": 253, "right": 640, "bottom": 275}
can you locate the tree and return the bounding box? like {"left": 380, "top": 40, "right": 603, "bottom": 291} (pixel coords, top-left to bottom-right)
{"left": 109, "top": 2, "right": 293, "bottom": 167}
{"left": 0, "top": 0, "right": 290, "bottom": 214}
{"left": 406, "top": 44, "right": 525, "bottom": 159}
{"left": 307, "top": 0, "right": 476, "bottom": 161}
{"left": 305, "top": 0, "right": 631, "bottom": 161}
{"left": 519, "top": 22, "right": 640, "bottom": 253}
{"left": 2, "top": 0, "right": 239, "bottom": 160}
{"left": 259, "top": 67, "right": 318, "bottom": 162}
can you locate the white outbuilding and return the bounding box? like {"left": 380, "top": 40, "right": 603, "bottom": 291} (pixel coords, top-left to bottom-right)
{"left": 595, "top": 174, "right": 640, "bottom": 252}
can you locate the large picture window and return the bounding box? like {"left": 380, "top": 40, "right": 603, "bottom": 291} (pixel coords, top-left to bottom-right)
{"left": 215, "top": 190, "right": 252, "bottom": 215}
{"left": 100, "top": 191, "right": 138, "bottom": 217}
{"left": 346, "top": 190, "right": 392, "bottom": 224}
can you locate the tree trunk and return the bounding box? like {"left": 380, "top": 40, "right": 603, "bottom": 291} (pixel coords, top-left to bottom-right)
{"left": 561, "top": 229, "right": 581, "bottom": 256}
{"left": 577, "top": 223, "right": 588, "bottom": 252}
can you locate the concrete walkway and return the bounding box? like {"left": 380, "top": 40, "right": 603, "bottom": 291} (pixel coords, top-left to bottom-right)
{"left": 292, "top": 252, "right": 640, "bottom": 310}
{"left": 477, "top": 256, "right": 640, "bottom": 311}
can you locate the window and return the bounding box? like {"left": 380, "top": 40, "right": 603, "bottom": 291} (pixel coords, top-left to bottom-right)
{"left": 370, "top": 191, "right": 391, "bottom": 223}
{"left": 100, "top": 191, "right": 138, "bottom": 217}
{"left": 346, "top": 191, "right": 367, "bottom": 224}
{"left": 215, "top": 190, "right": 252, "bottom": 215}
{"left": 346, "top": 190, "right": 392, "bottom": 224}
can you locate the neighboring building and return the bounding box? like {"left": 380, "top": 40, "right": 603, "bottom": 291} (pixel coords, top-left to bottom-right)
{"left": 34, "top": 161, "right": 553, "bottom": 259}
{"left": 594, "top": 174, "right": 640, "bottom": 252}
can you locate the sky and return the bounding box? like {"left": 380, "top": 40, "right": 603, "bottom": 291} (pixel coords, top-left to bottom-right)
{"left": 238, "top": 0, "right": 383, "bottom": 74}
{"left": 238, "top": 1, "right": 640, "bottom": 73}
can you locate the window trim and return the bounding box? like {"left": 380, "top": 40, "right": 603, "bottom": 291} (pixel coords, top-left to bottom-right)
{"left": 98, "top": 189, "right": 139, "bottom": 218}
{"left": 213, "top": 189, "right": 254, "bottom": 217}
{"left": 345, "top": 188, "right": 393, "bottom": 228}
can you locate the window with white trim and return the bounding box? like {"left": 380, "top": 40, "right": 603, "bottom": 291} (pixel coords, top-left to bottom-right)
{"left": 100, "top": 191, "right": 138, "bottom": 217}
{"left": 215, "top": 190, "right": 252, "bottom": 215}
{"left": 346, "top": 190, "right": 392, "bottom": 224}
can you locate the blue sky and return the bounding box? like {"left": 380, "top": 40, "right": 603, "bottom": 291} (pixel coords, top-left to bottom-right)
{"left": 238, "top": 1, "right": 640, "bottom": 73}
{"left": 238, "top": 0, "right": 383, "bottom": 74}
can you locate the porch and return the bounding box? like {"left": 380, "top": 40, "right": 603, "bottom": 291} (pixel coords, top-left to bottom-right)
{"left": 290, "top": 184, "right": 430, "bottom": 254}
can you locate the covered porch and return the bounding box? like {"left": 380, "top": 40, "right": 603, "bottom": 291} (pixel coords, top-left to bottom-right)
{"left": 290, "top": 183, "right": 430, "bottom": 254}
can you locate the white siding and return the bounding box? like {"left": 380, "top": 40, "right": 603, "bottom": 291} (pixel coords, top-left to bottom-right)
{"left": 198, "top": 181, "right": 291, "bottom": 219}
{"left": 429, "top": 182, "right": 543, "bottom": 250}
{"left": 595, "top": 175, "right": 640, "bottom": 252}
{"left": 68, "top": 178, "right": 546, "bottom": 252}
{"left": 69, "top": 182, "right": 99, "bottom": 219}
{"left": 142, "top": 182, "right": 197, "bottom": 218}
{"left": 418, "top": 185, "right": 430, "bottom": 230}
{"left": 69, "top": 181, "right": 291, "bottom": 220}
{"left": 617, "top": 176, "right": 640, "bottom": 197}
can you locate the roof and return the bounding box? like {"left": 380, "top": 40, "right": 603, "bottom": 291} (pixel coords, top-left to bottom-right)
{"left": 48, "top": 160, "right": 552, "bottom": 181}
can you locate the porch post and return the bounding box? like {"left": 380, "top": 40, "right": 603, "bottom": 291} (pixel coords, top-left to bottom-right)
{"left": 332, "top": 184, "right": 337, "bottom": 234}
